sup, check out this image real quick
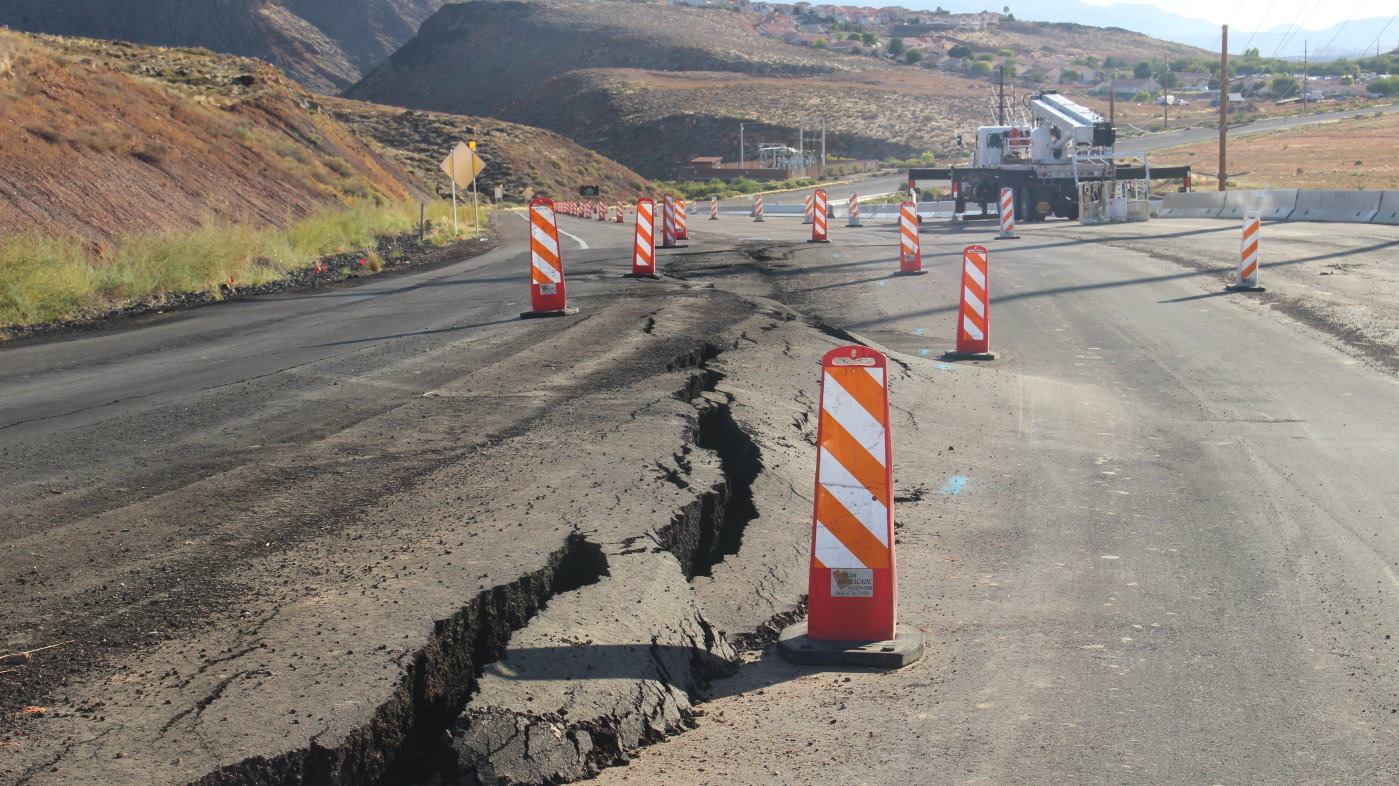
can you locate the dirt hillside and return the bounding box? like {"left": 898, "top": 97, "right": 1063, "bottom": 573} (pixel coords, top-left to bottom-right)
{"left": 325, "top": 97, "right": 653, "bottom": 203}
{"left": 0, "top": 0, "right": 452, "bottom": 93}
{"left": 346, "top": 0, "right": 1211, "bottom": 177}
{"left": 0, "top": 31, "right": 433, "bottom": 243}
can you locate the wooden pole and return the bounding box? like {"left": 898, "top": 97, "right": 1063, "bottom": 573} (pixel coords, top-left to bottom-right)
{"left": 1219, "top": 24, "right": 1228, "bottom": 192}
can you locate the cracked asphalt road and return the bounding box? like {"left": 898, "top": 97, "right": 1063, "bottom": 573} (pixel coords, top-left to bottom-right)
{"left": 2, "top": 202, "right": 1396, "bottom": 785}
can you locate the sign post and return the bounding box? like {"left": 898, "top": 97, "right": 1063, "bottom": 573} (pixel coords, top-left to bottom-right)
{"left": 440, "top": 142, "right": 486, "bottom": 237}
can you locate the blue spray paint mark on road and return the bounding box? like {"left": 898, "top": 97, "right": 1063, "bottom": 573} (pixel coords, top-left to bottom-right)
{"left": 939, "top": 476, "right": 967, "bottom": 495}
{"left": 913, "top": 328, "right": 925, "bottom": 335}
{"left": 876, "top": 280, "right": 886, "bottom": 286}
{"left": 919, "top": 349, "right": 931, "bottom": 356}
{"left": 937, "top": 363, "right": 952, "bottom": 371}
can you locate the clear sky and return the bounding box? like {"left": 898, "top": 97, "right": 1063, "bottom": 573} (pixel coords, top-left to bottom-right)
{"left": 1076, "top": 0, "right": 1396, "bottom": 32}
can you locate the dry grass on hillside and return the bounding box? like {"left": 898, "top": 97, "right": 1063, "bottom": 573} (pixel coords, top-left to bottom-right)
{"left": 1147, "top": 112, "right": 1399, "bottom": 190}
{"left": 0, "top": 32, "right": 421, "bottom": 242}
{"left": 324, "top": 98, "right": 652, "bottom": 203}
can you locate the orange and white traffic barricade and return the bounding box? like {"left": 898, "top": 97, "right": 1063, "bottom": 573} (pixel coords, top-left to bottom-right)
{"left": 945, "top": 244, "right": 995, "bottom": 359}
{"left": 521, "top": 198, "right": 579, "bottom": 318}
{"left": 848, "top": 193, "right": 861, "bottom": 227}
{"left": 710, "top": 196, "right": 719, "bottom": 220}
{"left": 1228, "top": 210, "right": 1265, "bottom": 291}
{"left": 810, "top": 188, "right": 830, "bottom": 243}
{"left": 777, "top": 345, "right": 923, "bottom": 667}
{"left": 628, "top": 197, "right": 658, "bottom": 278}
{"left": 675, "top": 198, "right": 689, "bottom": 240}
{"left": 598, "top": 201, "right": 608, "bottom": 222}
{"left": 659, "top": 193, "right": 679, "bottom": 248}
{"left": 898, "top": 201, "right": 923, "bottom": 274}
{"left": 997, "top": 187, "right": 1018, "bottom": 239}
{"left": 753, "top": 195, "right": 765, "bottom": 222}
{"left": 803, "top": 193, "right": 815, "bottom": 224}
{"left": 615, "top": 201, "right": 625, "bottom": 223}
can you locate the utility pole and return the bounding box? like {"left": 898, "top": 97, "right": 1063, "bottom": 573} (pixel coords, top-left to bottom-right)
{"left": 1219, "top": 24, "right": 1228, "bottom": 192}
{"left": 820, "top": 117, "right": 826, "bottom": 168}
{"left": 798, "top": 122, "right": 804, "bottom": 167}
{"left": 1163, "top": 55, "right": 1169, "bottom": 130}
{"left": 739, "top": 122, "right": 744, "bottom": 167}
{"left": 1109, "top": 77, "right": 1115, "bottom": 124}
{"left": 1302, "top": 40, "right": 1308, "bottom": 113}
{"left": 997, "top": 66, "right": 1006, "bottom": 125}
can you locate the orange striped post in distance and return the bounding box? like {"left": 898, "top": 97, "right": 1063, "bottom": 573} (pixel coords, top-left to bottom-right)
{"left": 777, "top": 345, "right": 924, "bottom": 668}
{"left": 521, "top": 198, "right": 579, "bottom": 318}
{"left": 848, "top": 193, "right": 861, "bottom": 227}
{"left": 710, "top": 196, "right": 719, "bottom": 220}
{"left": 628, "top": 198, "right": 657, "bottom": 278}
{"left": 803, "top": 192, "right": 815, "bottom": 224}
{"left": 753, "top": 195, "right": 765, "bottom": 222}
{"left": 675, "top": 197, "right": 689, "bottom": 240}
{"left": 945, "top": 244, "right": 995, "bottom": 359}
{"left": 615, "top": 201, "right": 625, "bottom": 223}
{"left": 660, "top": 193, "right": 679, "bottom": 248}
{"left": 997, "top": 187, "right": 1018, "bottom": 239}
{"left": 810, "top": 188, "right": 830, "bottom": 243}
{"left": 1228, "top": 210, "right": 1265, "bottom": 291}
{"left": 898, "top": 201, "right": 924, "bottom": 275}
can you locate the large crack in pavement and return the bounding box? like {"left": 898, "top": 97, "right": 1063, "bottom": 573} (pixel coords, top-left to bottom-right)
{"left": 5, "top": 288, "right": 832, "bottom": 786}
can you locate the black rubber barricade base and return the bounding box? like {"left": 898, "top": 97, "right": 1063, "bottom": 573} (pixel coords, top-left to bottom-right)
{"left": 942, "top": 350, "right": 997, "bottom": 361}
{"left": 520, "top": 307, "right": 580, "bottom": 319}
{"left": 892, "top": 270, "right": 928, "bottom": 276}
{"left": 622, "top": 273, "right": 660, "bottom": 279}
{"left": 777, "top": 621, "right": 924, "bottom": 668}
{"left": 1225, "top": 284, "right": 1266, "bottom": 292}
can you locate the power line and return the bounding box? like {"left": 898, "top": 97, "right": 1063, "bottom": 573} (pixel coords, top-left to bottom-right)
{"left": 1271, "top": 0, "right": 1326, "bottom": 59}
{"left": 1315, "top": 2, "right": 1365, "bottom": 61}
{"left": 1362, "top": 13, "right": 1397, "bottom": 57}
{"left": 1241, "top": 0, "right": 1280, "bottom": 53}
{"left": 1209, "top": 0, "right": 1249, "bottom": 54}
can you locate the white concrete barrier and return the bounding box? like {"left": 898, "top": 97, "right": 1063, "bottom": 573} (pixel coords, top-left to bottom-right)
{"left": 1291, "top": 190, "right": 1383, "bottom": 223}
{"left": 1220, "top": 189, "right": 1298, "bottom": 220}
{"left": 1372, "top": 191, "right": 1399, "bottom": 225}
{"left": 1158, "top": 191, "right": 1226, "bottom": 218}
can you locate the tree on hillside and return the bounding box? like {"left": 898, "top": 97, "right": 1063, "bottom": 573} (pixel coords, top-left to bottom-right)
{"left": 813, "top": 38, "right": 829, "bottom": 49}
{"left": 1133, "top": 62, "right": 1151, "bottom": 79}
{"left": 1368, "top": 76, "right": 1399, "bottom": 97}
{"left": 970, "top": 60, "right": 992, "bottom": 75}
{"left": 888, "top": 38, "right": 906, "bottom": 57}
{"left": 861, "top": 31, "right": 877, "bottom": 46}
{"left": 948, "top": 44, "right": 973, "bottom": 59}
{"left": 1060, "top": 69, "right": 1082, "bottom": 84}
{"left": 1270, "top": 74, "right": 1299, "bottom": 98}
{"left": 905, "top": 49, "right": 925, "bottom": 64}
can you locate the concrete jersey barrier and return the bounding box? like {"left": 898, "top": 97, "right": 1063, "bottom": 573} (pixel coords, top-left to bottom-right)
{"left": 1220, "top": 189, "right": 1298, "bottom": 220}
{"left": 1158, "top": 191, "right": 1226, "bottom": 218}
{"left": 1291, "top": 190, "right": 1383, "bottom": 223}
{"left": 1372, "top": 191, "right": 1399, "bottom": 225}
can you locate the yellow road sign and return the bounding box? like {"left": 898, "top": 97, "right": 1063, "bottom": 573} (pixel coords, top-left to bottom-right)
{"left": 440, "top": 142, "right": 485, "bottom": 188}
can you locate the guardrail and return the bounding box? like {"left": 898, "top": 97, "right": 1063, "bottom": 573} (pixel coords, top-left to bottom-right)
{"left": 1159, "top": 189, "right": 1399, "bottom": 225}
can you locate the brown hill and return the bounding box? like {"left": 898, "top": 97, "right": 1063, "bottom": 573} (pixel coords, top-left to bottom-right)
{"left": 324, "top": 97, "right": 653, "bottom": 202}
{"left": 346, "top": 0, "right": 862, "bottom": 117}
{"left": 0, "top": 0, "right": 451, "bottom": 93}
{"left": 0, "top": 31, "right": 424, "bottom": 242}
{"left": 346, "top": 0, "right": 1210, "bottom": 177}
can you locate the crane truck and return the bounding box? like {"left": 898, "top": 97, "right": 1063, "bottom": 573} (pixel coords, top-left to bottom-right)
{"left": 908, "top": 91, "right": 1192, "bottom": 222}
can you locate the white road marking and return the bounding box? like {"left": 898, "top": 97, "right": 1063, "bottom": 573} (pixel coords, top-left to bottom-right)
{"left": 517, "top": 211, "right": 588, "bottom": 249}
